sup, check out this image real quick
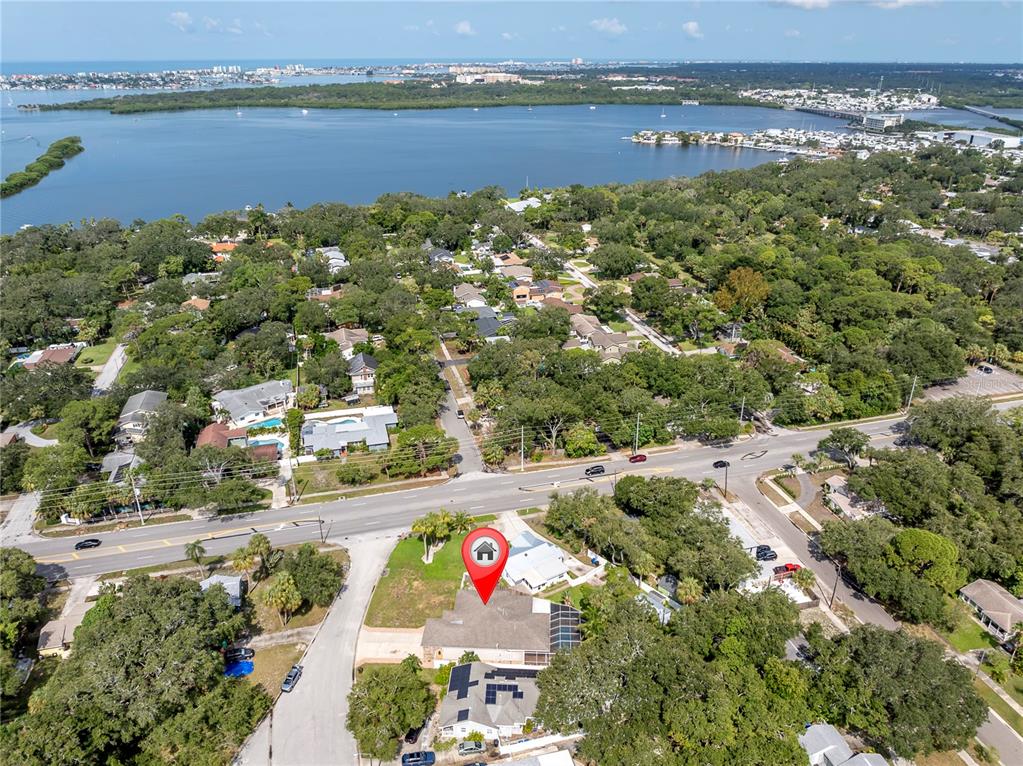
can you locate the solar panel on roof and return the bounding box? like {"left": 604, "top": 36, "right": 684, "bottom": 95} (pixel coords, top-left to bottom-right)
{"left": 457, "top": 709, "right": 469, "bottom": 722}
{"left": 449, "top": 664, "right": 472, "bottom": 699}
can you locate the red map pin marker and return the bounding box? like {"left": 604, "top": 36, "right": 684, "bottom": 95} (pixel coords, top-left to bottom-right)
{"left": 462, "top": 527, "right": 509, "bottom": 605}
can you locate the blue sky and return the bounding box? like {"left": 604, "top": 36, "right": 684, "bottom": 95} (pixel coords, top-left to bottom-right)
{"left": 2, "top": 1, "right": 1020, "bottom": 64}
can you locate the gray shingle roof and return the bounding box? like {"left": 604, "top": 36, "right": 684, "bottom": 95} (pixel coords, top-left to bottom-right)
{"left": 348, "top": 352, "right": 378, "bottom": 374}
{"left": 961, "top": 579, "right": 1023, "bottom": 634}
{"left": 423, "top": 590, "right": 551, "bottom": 653}
{"left": 438, "top": 661, "right": 539, "bottom": 732}
{"left": 117, "top": 390, "right": 167, "bottom": 426}
{"left": 213, "top": 380, "right": 292, "bottom": 423}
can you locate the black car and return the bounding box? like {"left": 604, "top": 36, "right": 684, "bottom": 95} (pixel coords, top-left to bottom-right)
{"left": 756, "top": 549, "right": 778, "bottom": 562}
{"left": 225, "top": 647, "right": 255, "bottom": 663}
{"left": 74, "top": 538, "right": 102, "bottom": 550}
{"left": 979, "top": 365, "right": 994, "bottom": 374}
{"left": 584, "top": 465, "right": 606, "bottom": 477}
{"left": 281, "top": 664, "right": 302, "bottom": 693}
{"left": 403, "top": 724, "right": 424, "bottom": 745}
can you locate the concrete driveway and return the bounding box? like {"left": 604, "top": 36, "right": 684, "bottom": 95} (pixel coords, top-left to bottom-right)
{"left": 91, "top": 344, "right": 127, "bottom": 395}
{"left": 3, "top": 422, "right": 57, "bottom": 448}
{"left": 236, "top": 533, "right": 397, "bottom": 766}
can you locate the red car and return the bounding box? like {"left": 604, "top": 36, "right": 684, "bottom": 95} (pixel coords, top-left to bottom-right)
{"left": 773, "top": 563, "right": 802, "bottom": 576}
{"left": 628, "top": 454, "right": 648, "bottom": 464}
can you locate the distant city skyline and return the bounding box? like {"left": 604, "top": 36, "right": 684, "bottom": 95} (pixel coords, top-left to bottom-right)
{"left": 3, "top": 1, "right": 1021, "bottom": 66}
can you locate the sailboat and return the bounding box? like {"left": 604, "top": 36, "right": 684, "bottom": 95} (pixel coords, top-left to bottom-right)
{"left": 660, "top": 107, "right": 666, "bottom": 119}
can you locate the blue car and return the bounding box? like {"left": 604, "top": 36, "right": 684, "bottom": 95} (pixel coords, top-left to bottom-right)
{"left": 401, "top": 752, "right": 436, "bottom": 766}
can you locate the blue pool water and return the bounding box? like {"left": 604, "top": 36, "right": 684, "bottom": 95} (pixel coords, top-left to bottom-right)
{"left": 248, "top": 418, "right": 283, "bottom": 430}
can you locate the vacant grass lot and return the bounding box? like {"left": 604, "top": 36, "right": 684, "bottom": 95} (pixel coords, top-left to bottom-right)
{"left": 364, "top": 534, "right": 467, "bottom": 629}
{"left": 944, "top": 614, "right": 1000, "bottom": 653}
{"left": 75, "top": 338, "right": 117, "bottom": 367}
{"left": 249, "top": 643, "right": 304, "bottom": 697}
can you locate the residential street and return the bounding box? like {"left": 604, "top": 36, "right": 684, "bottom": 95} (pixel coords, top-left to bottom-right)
{"left": 438, "top": 391, "right": 484, "bottom": 474}
{"left": 236, "top": 534, "right": 397, "bottom": 766}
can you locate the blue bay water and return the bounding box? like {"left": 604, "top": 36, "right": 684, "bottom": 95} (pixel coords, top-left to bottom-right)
{"left": 0, "top": 91, "right": 1006, "bottom": 233}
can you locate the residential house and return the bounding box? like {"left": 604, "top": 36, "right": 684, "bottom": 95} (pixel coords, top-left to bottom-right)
{"left": 531, "top": 279, "right": 564, "bottom": 302}
{"left": 438, "top": 662, "right": 540, "bottom": 740}
{"left": 100, "top": 449, "right": 143, "bottom": 484}
{"left": 570, "top": 313, "right": 602, "bottom": 338}
{"left": 455, "top": 306, "right": 515, "bottom": 340}
{"left": 960, "top": 579, "right": 1023, "bottom": 643}
{"left": 510, "top": 282, "right": 532, "bottom": 306}
{"left": 0, "top": 432, "right": 20, "bottom": 449}
{"left": 494, "top": 252, "right": 526, "bottom": 267}
{"left": 565, "top": 313, "right": 637, "bottom": 363}
{"left": 195, "top": 422, "right": 250, "bottom": 450}
{"left": 113, "top": 390, "right": 167, "bottom": 447}
{"left": 498, "top": 265, "right": 534, "bottom": 282}
{"left": 799, "top": 724, "right": 888, "bottom": 766}
{"left": 667, "top": 278, "right": 699, "bottom": 294}
{"left": 543, "top": 297, "right": 583, "bottom": 315}
{"left": 348, "top": 353, "right": 379, "bottom": 396}
{"left": 22, "top": 343, "right": 84, "bottom": 370}
{"left": 504, "top": 531, "right": 570, "bottom": 593}
{"left": 181, "top": 271, "right": 221, "bottom": 287}
{"left": 423, "top": 241, "right": 455, "bottom": 266}
{"left": 212, "top": 380, "right": 294, "bottom": 429}
{"left": 505, "top": 197, "right": 541, "bottom": 214}
{"left": 300, "top": 406, "right": 398, "bottom": 456}
{"left": 716, "top": 340, "right": 748, "bottom": 360}
{"left": 210, "top": 241, "right": 238, "bottom": 261}
{"left": 422, "top": 589, "right": 581, "bottom": 669}
{"left": 200, "top": 574, "right": 244, "bottom": 609}
{"left": 37, "top": 601, "right": 95, "bottom": 659}
{"left": 324, "top": 327, "right": 369, "bottom": 359}
{"left": 453, "top": 283, "right": 488, "bottom": 308}
{"left": 314, "top": 246, "right": 349, "bottom": 274}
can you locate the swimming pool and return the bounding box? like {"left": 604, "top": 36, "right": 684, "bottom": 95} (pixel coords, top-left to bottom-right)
{"left": 247, "top": 417, "right": 283, "bottom": 430}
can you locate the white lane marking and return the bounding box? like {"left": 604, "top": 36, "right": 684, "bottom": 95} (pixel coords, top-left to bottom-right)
{"left": 470, "top": 505, "right": 486, "bottom": 510}
{"left": 137, "top": 555, "right": 155, "bottom": 560}
{"left": 364, "top": 521, "right": 379, "bottom": 526}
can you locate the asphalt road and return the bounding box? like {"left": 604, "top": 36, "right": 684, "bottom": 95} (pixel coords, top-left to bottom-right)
{"left": 24, "top": 414, "right": 906, "bottom": 579}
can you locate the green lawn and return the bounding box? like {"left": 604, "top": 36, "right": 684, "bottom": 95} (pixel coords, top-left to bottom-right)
{"left": 608, "top": 320, "right": 631, "bottom": 333}
{"left": 249, "top": 642, "right": 304, "bottom": 698}
{"left": 75, "top": 338, "right": 117, "bottom": 367}
{"left": 364, "top": 534, "right": 467, "bottom": 628}
{"left": 944, "top": 614, "right": 1000, "bottom": 653}
{"left": 117, "top": 357, "right": 141, "bottom": 381}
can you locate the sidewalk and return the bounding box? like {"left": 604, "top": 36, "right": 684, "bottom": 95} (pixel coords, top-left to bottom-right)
{"left": 0, "top": 492, "right": 40, "bottom": 544}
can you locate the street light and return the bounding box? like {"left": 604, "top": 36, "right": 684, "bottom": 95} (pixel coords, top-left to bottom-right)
{"left": 713, "top": 459, "right": 730, "bottom": 495}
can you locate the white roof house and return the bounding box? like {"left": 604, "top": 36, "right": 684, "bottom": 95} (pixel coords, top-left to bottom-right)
{"left": 213, "top": 380, "right": 293, "bottom": 428}
{"left": 799, "top": 724, "right": 889, "bottom": 766}
{"left": 300, "top": 405, "right": 398, "bottom": 455}
{"left": 504, "top": 531, "right": 570, "bottom": 593}
{"left": 200, "top": 574, "right": 244, "bottom": 608}
{"left": 506, "top": 197, "right": 541, "bottom": 214}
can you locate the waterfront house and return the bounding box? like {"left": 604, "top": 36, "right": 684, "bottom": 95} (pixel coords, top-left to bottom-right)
{"left": 300, "top": 405, "right": 397, "bottom": 456}
{"left": 505, "top": 197, "right": 541, "bottom": 214}
{"left": 212, "top": 380, "right": 293, "bottom": 429}
{"left": 437, "top": 662, "right": 540, "bottom": 740}
{"left": 348, "top": 353, "right": 379, "bottom": 396}
{"left": 960, "top": 579, "right": 1023, "bottom": 643}
{"left": 113, "top": 389, "right": 167, "bottom": 447}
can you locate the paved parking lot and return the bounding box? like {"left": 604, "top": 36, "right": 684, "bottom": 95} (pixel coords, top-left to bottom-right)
{"left": 923, "top": 364, "right": 1023, "bottom": 401}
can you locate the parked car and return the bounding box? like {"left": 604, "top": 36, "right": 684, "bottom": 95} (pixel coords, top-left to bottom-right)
{"left": 979, "top": 365, "right": 994, "bottom": 374}
{"left": 403, "top": 725, "right": 424, "bottom": 745}
{"left": 401, "top": 752, "right": 436, "bottom": 766}
{"left": 756, "top": 548, "right": 778, "bottom": 562}
{"left": 281, "top": 664, "right": 302, "bottom": 692}
{"left": 773, "top": 563, "right": 802, "bottom": 576}
{"left": 74, "top": 539, "right": 102, "bottom": 550}
{"left": 628, "top": 454, "right": 648, "bottom": 463}
{"left": 457, "top": 741, "right": 485, "bottom": 756}
{"left": 584, "top": 465, "right": 606, "bottom": 477}
{"left": 225, "top": 647, "right": 255, "bottom": 662}
{"left": 456, "top": 409, "right": 465, "bottom": 419}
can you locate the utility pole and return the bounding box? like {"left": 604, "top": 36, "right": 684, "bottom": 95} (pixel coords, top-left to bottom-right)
{"left": 519, "top": 426, "right": 525, "bottom": 472}
{"left": 739, "top": 395, "right": 746, "bottom": 428}
{"left": 829, "top": 564, "right": 840, "bottom": 608}
{"left": 906, "top": 375, "right": 917, "bottom": 410}
{"left": 633, "top": 414, "right": 641, "bottom": 455}
{"left": 128, "top": 471, "right": 145, "bottom": 526}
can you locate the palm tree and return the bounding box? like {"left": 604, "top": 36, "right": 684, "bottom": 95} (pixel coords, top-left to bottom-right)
{"left": 247, "top": 533, "right": 273, "bottom": 579}
{"left": 411, "top": 515, "right": 438, "bottom": 562}
{"left": 792, "top": 566, "right": 817, "bottom": 596}
{"left": 790, "top": 453, "right": 806, "bottom": 475}
{"left": 674, "top": 576, "right": 703, "bottom": 605}
{"left": 185, "top": 540, "right": 207, "bottom": 578}
{"left": 232, "top": 547, "right": 255, "bottom": 580}
{"left": 449, "top": 511, "right": 473, "bottom": 537}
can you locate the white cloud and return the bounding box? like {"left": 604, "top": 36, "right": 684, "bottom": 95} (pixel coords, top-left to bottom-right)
{"left": 784, "top": 28, "right": 802, "bottom": 36}
{"left": 501, "top": 31, "right": 518, "bottom": 41}
{"left": 253, "top": 21, "right": 271, "bottom": 38}
{"left": 168, "top": 11, "right": 193, "bottom": 32}
{"left": 772, "top": 0, "right": 830, "bottom": 8}
{"left": 552, "top": 25, "right": 568, "bottom": 32}
{"left": 227, "top": 18, "right": 243, "bottom": 35}
{"left": 682, "top": 21, "right": 703, "bottom": 39}
{"left": 454, "top": 20, "right": 476, "bottom": 36}
{"left": 590, "top": 17, "right": 628, "bottom": 37}
{"left": 202, "top": 16, "right": 221, "bottom": 32}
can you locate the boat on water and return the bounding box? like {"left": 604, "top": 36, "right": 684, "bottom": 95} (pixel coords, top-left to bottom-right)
{"left": 589, "top": 105, "right": 597, "bottom": 110}
{"left": 660, "top": 108, "right": 666, "bottom": 118}
{"left": 473, "top": 108, "right": 479, "bottom": 112}
{"left": 301, "top": 109, "right": 309, "bottom": 115}
{"left": 236, "top": 110, "right": 242, "bottom": 117}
